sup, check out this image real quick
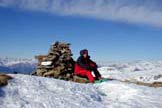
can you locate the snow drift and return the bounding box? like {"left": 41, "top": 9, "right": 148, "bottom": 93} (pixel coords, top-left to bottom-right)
{"left": 0, "top": 60, "right": 162, "bottom": 108}
{"left": 0, "top": 74, "right": 107, "bottom": 108}
{"left": 0, "top": 74, "right": 162, "bottom": 108}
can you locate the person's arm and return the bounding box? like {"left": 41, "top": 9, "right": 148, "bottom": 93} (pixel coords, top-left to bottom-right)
{"left": 89, "top": 59, "right": 98, "bottom": 68}
{"left": 77, "top": 57, "right": 92, "bottom": 70}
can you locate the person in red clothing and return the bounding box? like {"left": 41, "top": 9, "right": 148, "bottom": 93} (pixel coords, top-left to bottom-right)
{"left": 74, "top": 49, "right": 102, "bottom": 83}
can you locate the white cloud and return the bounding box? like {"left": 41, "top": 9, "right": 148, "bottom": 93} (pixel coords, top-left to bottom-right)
{"left": 0, "top": 0, "right": 162, "bottom": 27}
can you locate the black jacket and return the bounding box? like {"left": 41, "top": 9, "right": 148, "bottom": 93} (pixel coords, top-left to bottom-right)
{"left": 77, "top": 49, "right": 97, "bottom": 70}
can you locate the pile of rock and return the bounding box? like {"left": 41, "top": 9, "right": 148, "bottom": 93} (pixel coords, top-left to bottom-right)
{"left": 0, "top": 73, "right": 13, "bottom": 87}
{"left": 33, "top": 41, "right": 75, "bottom": 81}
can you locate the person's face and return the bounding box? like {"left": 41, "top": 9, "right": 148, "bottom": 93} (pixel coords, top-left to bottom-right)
{"left": 83, "top": 53, "right": 88, "bottom": 58}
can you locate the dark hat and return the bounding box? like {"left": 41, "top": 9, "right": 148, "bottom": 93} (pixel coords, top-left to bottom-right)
{"left": 80, "top": 49, "right": 88, "bottom": 56}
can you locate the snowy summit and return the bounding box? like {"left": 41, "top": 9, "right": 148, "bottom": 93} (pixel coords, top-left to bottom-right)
{"left": 0, "top": 62, "right": 162, "bottom": 108}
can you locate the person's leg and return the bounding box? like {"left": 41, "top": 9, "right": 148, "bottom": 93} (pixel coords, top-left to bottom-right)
{"left": 89, "top": 63, "right": 101, "bottom": 78}
{"left": 75, "top": 63, "right": 95, "bottom": 82}
{"left": 75, "top": 69, "right": 95, "bottom": 83}
{"left": 92, "top": 68, "right": 102, "bottom": 79}
{"left": 85, "top": 71, "right": 95, "bottom": 83}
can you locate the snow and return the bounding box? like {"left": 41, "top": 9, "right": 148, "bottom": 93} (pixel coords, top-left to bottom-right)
{"left": 0, "top": 57, "right": 36, "bottom": 66}
{"left": 0, "top": 60, "right": 162, "bottom": 108}
{"left": 97, "top": 81, "right": 162, "bottom": 108}
{"left": 99, "top": 60, "right": 162, "bottom": 83}
{"left": 0, "top": 74, "right": 107, "bottom": 108}
{"left": 0, "top": 73, "right": 162, "bottom": 108}
{"left": 0, "top": 57, "right": 36, "bottom": 74}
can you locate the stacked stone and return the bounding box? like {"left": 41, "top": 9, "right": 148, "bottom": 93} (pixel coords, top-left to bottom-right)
{"left": 33, "top": 41, "right": 75, "bottom": 81}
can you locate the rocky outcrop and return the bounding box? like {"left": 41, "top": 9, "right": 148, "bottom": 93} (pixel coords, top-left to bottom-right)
{"left": 0, "top": 73, "right": 13, "bottom": 87}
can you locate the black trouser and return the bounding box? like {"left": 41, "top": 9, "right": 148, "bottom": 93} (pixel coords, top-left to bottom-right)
{"left": 92, "top": 68, "right": 101, "bottom": 79}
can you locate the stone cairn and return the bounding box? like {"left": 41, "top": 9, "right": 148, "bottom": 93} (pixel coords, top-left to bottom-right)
{"left": 33, "top": 41, "right": 89, "bottom": 83}
{"left": 33, "top": 41, "right": 74, "bottom": 80}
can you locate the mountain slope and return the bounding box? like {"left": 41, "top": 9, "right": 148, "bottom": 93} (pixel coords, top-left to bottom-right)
{"left": 0, "top": 74, "right": 107, "bottom": 108}
{"left": 0, "top": 74, "right": 162, "bottom": 108}
{"left": 99, "top": 60, "right": 162, "bottom": 83}
{"left": 0, "top": 58, "right": 36, "bottom": 74}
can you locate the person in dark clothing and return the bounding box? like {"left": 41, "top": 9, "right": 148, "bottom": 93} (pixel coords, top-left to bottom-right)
{"left": 74, "top": 49, "right": 102, "bottom": 83}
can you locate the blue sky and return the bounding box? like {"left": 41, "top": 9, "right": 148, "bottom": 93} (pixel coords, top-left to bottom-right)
{"left": 0, "top": 0, "right": 162, "bottom": 61}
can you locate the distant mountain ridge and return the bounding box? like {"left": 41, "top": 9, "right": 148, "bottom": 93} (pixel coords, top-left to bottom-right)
{"left": 0, "top": 57, "right": 162, "bottom": 75}
{"left": 0, "top": 57, "right": 36, "bottom": 74}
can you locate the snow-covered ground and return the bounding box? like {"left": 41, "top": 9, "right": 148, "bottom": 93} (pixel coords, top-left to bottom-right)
{"left": 0, "top": 74, "right": 107, "bottom": 108}
{"left": 99, "top": 60, "right": 162, "bottom": 83}
{"left": 0, "top": 60, "right": 162, "bottom": 108}
{"left": 0, "top": 74, "right": 162, "bottom": 108}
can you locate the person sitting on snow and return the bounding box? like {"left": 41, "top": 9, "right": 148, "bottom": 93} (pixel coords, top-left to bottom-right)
{"left": 74, "top": 49, "right": 102, "bottom": 83}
